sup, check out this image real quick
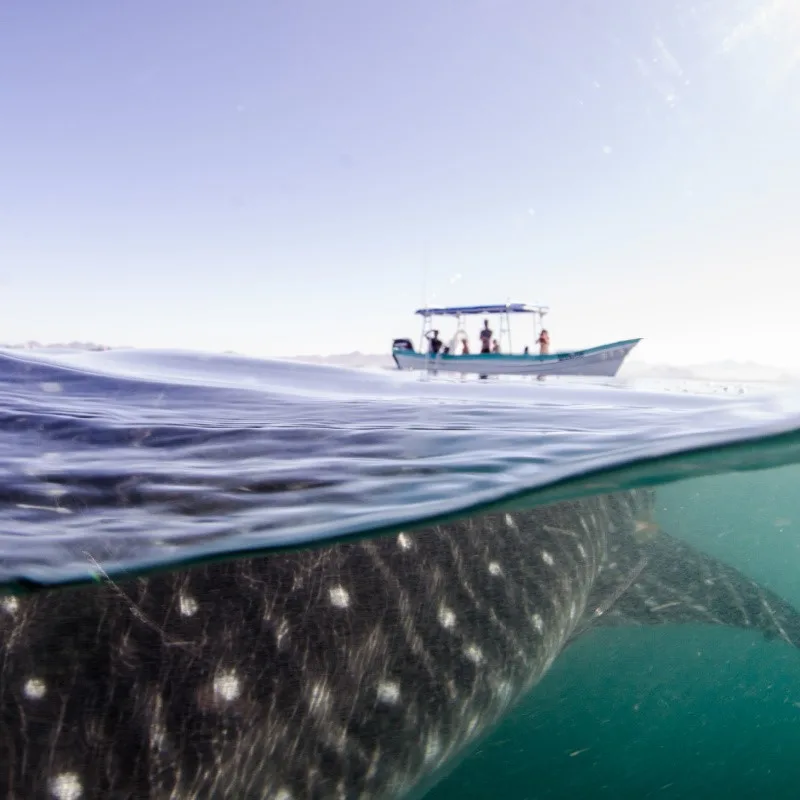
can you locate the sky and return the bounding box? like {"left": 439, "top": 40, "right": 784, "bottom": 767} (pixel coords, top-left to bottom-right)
{"left": 1, "top": 0, "right": 799, "bottom": 366}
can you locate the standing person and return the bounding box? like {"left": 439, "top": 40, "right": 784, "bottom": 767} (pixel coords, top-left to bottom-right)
{"left": 479, "top": 319, "right": 493, "bottom": 354}
{"left": 537, "top": 328, "right": 550, "bottom": 355}
{"left": 478, "top": 318, "right": 493, "bottom": 380}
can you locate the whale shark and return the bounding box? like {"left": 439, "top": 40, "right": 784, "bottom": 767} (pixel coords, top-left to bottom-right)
{"left": 1, "top": 488, "right": 799, "bottom": 799}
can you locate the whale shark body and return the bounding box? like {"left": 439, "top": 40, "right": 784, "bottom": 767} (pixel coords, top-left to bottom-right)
{"left": 1, "top": 489, "right": 799, "bottom": 799}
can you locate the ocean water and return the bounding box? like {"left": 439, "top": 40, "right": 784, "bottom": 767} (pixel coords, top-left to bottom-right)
{"left": 2, "top": 347, "right": 800, "bottom": 797}
{"left": 432, "top": 466, "right": 800, "bottom": 799}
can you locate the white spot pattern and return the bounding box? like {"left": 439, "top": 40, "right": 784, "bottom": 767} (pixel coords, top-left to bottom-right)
{"left": 376, "top": 680, "right": 401, "bottom": 705}
{"left": 178, "top": 593, "right": 198, "bottom": 617}
{"left": 487, "top": 561, "right": 502, "bottom": 576}
{"left": 329, "top": 585, "right": 350, "bottom": 608}
{"left": 1, "top": 596, "right": 19, "bottom": 615}
{"left": 397, "top": 532, "right": 412, "bottom": 550}
{"left": 437, "top": 605, "right": 456, "bottom": 630}
{"left": 463, "top": 644, "right": 484, "bottom": 664}
{"left": 532, "top": 613, "right": 544, "bottom": 634}
{"left": 50, "top": 772, "right": 82, "bottom": 800}
{"left": 213, "top": 671, "right": 241, "bottom": 702}
{"left": 23, "top": 677, "right": 46, "bottom": 699}
{"left": 541, "top": 550, "right": 555, "bottom": 566}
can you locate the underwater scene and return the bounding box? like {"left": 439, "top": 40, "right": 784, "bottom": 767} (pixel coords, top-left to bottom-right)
{"left": 1, "top": 349, "right": 799, "bottom": 798}
{"left": 5, "top": 1, "right": 800, "bottom": 797}
{"left": 432, "top": 467, "right": 800, "bottom": 800}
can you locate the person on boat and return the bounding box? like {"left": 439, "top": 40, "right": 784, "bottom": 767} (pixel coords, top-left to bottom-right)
{"left": 428, "top": 330, "right": 443, "bottom": 354}
{"left": 537, "top": 329, "right": 550, "bottom": 355}
{"left": 461, "top": 337, "right": 470, "bottom": 355}
{"left": 479, "top": 319, "right": 492, "bottom": 354}
{"left": 491, "top": 339, "right": 501, "bottom": 353}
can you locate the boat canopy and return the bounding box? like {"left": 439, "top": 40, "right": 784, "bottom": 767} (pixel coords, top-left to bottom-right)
{"left": 414, "top": 303, "right": 548, "bottom": 318}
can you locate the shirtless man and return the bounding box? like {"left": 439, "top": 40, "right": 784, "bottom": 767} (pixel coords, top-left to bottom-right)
{"left": 479, "top": 319, "right": 492, "bottom": 354}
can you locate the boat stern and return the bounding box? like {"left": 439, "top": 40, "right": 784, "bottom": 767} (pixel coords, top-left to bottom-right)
{"left": 391, "top": 338, "right": 415, "bottom": 369}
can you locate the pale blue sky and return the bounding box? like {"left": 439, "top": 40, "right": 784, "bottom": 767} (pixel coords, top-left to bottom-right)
{"left": 1, "top": 1, "right": 798, "bottom": 365}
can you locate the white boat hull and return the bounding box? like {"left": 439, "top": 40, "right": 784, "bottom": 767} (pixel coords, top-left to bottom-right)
{"left": 392, "top": 339, "right": 641, "bottom": 377}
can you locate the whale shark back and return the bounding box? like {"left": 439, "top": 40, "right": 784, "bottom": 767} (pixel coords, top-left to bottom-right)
{"left": 0, "top": 493, "right": 630, "bottom": 799}
{"left": 2, "top": 488, "right": 800, "bottom": 799}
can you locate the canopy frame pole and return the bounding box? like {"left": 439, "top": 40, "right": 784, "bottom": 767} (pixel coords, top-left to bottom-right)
{"left": 419, "top": 313, "right": 431, "bottom": 376}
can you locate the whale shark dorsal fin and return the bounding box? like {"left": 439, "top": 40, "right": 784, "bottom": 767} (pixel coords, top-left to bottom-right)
{"left": 582, "top": 530, "right": 800, "bottom": 649}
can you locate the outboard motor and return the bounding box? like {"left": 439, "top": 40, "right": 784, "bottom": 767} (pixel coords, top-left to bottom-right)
{"left": 391, "top": 338, "right": 415, "bottom": 370}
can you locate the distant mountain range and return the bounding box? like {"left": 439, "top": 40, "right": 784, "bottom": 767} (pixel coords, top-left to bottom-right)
{"left": 0, "top": 341, "right": 115, "bottom": 352}
{"left": 286, "top": 351, "right": 800, "bottom": 383}
{"left": 2, "top": 343, "right": 796, "bottom": 383}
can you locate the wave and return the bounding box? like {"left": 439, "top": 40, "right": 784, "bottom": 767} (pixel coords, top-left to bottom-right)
{"left": 0, "top": 347, "right": 798, "bottom": 589}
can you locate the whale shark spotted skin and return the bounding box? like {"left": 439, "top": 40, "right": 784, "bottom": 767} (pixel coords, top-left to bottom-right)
{"left": 1, "top": 489, "right": 800, "bottom": 799}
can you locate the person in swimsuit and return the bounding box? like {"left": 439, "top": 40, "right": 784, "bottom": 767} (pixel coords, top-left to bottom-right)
{"left": 461, "top": 338, "right": 470, "bottom": 355}
{"left": 537, "top": 329, "right": 550, "bottom": 355}
{"left": 479, "top": 319, "right": 492, "bottom": 354}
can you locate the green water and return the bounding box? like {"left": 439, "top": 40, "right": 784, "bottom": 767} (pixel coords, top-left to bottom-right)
{"left": 429, "top": 464, "right": 800, "bottom": 798}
